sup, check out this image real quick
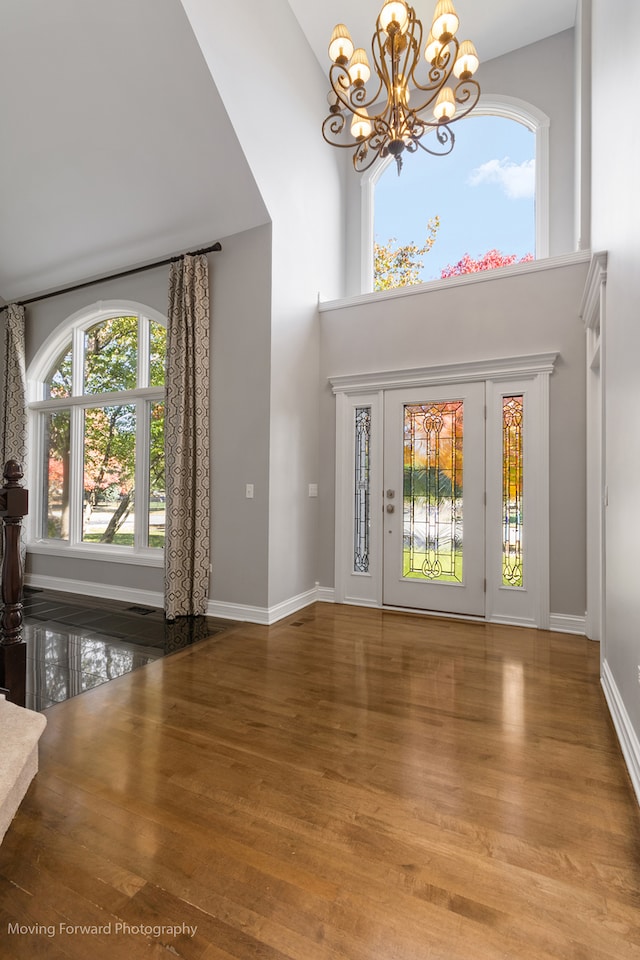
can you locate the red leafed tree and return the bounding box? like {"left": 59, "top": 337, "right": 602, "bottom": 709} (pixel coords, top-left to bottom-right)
{"left": 440, "top": 250, "right": 533, "bottom": 278}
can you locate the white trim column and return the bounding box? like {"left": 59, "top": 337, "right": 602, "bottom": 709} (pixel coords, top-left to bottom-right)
{"left": 580, "top": 251, "right": 607, "bottom": 643}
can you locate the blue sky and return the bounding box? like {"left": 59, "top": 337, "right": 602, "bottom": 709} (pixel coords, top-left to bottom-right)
{"left": 374, "top": 115, "right": 535, "bottom": 281}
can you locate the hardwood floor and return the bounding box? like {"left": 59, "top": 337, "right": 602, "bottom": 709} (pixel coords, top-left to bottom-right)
{"left": 1, "top": 603, "right": 639, "bottom": 960}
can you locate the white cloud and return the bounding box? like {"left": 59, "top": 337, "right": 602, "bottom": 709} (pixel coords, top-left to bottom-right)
{"left": 468, "top": 157, "right": 535, "bottom": 199}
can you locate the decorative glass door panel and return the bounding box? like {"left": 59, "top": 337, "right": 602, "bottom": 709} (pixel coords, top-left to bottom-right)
{"left": 403, "top": 401, "right": 464, "bottom": 584}
{"left": 383, "top": 383, "right": 485, "bottom": 615}
{"left": 502, "top": 395, "right": 524, "bottom": 587}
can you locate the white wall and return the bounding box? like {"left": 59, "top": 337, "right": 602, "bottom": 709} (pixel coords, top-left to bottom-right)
{"left": 180, "top": 0, "right": 346, "bottom": 608}
{"left": 24, "top": 223, "right": 273, "bottom": 610}
{"left": 591, "top": 0, "right": 640, "bottom": 771}
{"left": 318, "top": 257, "right": 590, "bottom": 619}
{"left": 345, "top": 29, "right": 577, "bottom": 297}
{"left": 479, "top": 29, "right": 576, "bottom": 257}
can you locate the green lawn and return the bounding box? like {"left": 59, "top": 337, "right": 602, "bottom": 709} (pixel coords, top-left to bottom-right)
{"left": 83, "top": 533, "right": 165, "bottom": 548}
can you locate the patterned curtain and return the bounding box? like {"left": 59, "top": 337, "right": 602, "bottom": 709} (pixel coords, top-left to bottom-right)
{"left": 164, "top": 255, "right": 210, "bottom": 619}
{"left": 0, "top": 304, "right": 27, "bottom": 565}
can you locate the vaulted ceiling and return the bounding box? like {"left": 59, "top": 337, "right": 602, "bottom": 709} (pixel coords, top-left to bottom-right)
{"left": 0, "top": 0, "right": 576, "bottom": 303}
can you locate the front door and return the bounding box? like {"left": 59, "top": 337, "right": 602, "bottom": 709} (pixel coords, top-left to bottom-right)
{"left": 382, "top": 382, "right": 485, "bottom": 616}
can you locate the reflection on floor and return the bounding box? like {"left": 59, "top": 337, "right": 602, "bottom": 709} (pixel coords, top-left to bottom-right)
{"left": 21, "top": 588, "right": 238, "bottom": 713}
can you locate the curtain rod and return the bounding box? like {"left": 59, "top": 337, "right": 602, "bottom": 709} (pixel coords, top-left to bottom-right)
{"left": 0, "top": 241, "right": 222, "bottom": 312}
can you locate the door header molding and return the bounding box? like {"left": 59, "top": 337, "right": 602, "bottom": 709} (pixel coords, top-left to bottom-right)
{"left": 329, "top": 353, "right": 558, "bottom": 395}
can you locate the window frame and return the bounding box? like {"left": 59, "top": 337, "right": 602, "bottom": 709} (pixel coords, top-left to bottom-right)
{"left": 26, "top": 300, "right": 167, "bottom": 567}
{"left": 360, "top": 95, "right": 550, "bottom": 293}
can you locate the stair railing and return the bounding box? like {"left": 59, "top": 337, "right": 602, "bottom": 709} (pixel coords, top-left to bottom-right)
{"left": 0, "top": 460, "right": 28, "bottom": 707}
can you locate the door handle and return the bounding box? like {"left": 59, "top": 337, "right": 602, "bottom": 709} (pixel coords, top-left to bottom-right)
{"left": 386, "top": 489, "right": 395, "bottom": 498}
{"left": 386, "top": 504, "right": 395, "bottom": 513}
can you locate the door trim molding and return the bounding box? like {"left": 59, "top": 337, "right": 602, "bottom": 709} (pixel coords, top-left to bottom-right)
{"left": 329, "top": 353, "right": 558, "bottom": 395}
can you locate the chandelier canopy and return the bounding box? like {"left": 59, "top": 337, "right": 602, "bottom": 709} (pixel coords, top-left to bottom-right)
{"left": 322, "top": 0, "right": 480, "bottom": 174}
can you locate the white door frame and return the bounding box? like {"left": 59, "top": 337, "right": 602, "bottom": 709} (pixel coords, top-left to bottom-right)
{"left": 330, "top": 353, "right": 557, "bottom": 627}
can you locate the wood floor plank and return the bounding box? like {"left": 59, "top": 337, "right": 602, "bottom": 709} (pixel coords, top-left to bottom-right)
{"left": 1, "top": 603, "right": 640, "bottom": 959}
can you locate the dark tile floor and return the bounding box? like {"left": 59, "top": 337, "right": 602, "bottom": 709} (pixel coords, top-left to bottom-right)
{"left": 20, "top": 588, "right": 238, "bottom": 712}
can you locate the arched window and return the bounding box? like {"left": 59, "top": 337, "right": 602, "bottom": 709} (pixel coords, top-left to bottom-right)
{"left": 27, "top": 301, "right": 166, "bottom": 564}
{"left": 361, "top": 96, "right": 549, "bottom": 292}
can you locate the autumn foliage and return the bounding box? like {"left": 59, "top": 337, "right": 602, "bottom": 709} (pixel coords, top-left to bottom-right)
{"left": 440, "top": 249, "right": 533, "bottom": 278}
{"left": 373, "top": 217, "right": 533, "bottom": 288}
{"left": 374, "top": 217, "right": 440, "bottom": 291}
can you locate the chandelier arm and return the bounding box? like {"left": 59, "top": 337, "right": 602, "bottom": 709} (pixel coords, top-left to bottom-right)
{"left": 322, "top": 112, "right": 354, "bottom": 148}
{"left": 403, "top": 11, "right": 422, "bottom": 88}
{"left": 408, "top": 79, "right": 481, "bottom": 132}
{"left": 328, "top": 62, "right": 386, "bottom": 119}
{"left": 353, "top": 138, "right": 386, "bottom": 173}
{"left": 452, "top": 78, "right": 481, "bottom": 111}
{"left": 411, "top": 38, "right": 457, "bottom": 99}
{"left": 409, "top": 71, "right": 480, "bottom": 123}
{"left": 370, "top": 25, "right": 395, "bottom": 116}
{"left": 412, "top": 123, "right": 456, "bottom": 157}
{"left": 328, "top": 62, "right": 356, "bottom": 112}
{"left": 349, "top": 77, "right": 387, "bottom": 113}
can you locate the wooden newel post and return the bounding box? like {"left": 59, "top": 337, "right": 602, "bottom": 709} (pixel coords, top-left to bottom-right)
{"left": 0, "top": 460, "right": 29, "bottom": 707}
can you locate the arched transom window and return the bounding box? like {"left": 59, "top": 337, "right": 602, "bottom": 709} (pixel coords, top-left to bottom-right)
{"left": 362, "top": 97, "right": 549, "bottom": 292}
{"left": 28, "top": 302, "right": 166, "bottom": 563}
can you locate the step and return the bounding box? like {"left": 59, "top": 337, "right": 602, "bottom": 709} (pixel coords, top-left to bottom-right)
{"left": 0, "top": 694, "right": 47, "bottom": 845}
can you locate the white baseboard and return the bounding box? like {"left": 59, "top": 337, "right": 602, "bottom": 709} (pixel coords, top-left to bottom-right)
{"left": 316, "top": 586, "right": 335, "bottom": 604}
{"left": 601, "top": 658, "right": 640, "bottom": 808}
{"left": 208, "top": 586, "right": 325, "bottom": 625}
{"left": 24, "top": 575, "right": 589, "bottom": 637}
{"left": 549, "top": 613, "right": 587, "bottom": 635}
{"left": 25, "top": 574, "right": 331, "bottom": 626}
{"left": 25, "top": 573, "right": 164, "bottom": 610}
{"left": 345, "top": 596, "right": 381, "bottom": 608}
{"left": 489, "top": 613, "right": 586, "bottom": 634}
{"left": 488, "top": 614, "right": 538, "bottom": 630}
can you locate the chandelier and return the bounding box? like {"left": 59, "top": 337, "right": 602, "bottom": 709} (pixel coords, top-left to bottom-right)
{"left": 322, "top": 0, "right": 480, "bottom": 174}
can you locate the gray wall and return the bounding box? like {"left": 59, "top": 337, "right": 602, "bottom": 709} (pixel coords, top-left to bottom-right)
{"left": 591, "top": 0, "right": 640, "bottom": 746}
{"left": 319, "top": 258, "right": 589, "bottom": 618}
{"left": 479, "top": 28, "right": 577, "bottom": 257}
{"left": 211, "top": 224, "right": 271, "bottom": 608}
{"left": 24, "top": 222, "right": 273, "bottom": 609}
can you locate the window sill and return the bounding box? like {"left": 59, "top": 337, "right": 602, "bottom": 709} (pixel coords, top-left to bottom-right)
{"left": 319, "top": 251, "right": 592, "bottom": 313}
{"left": 27, "top": 541, "right": 164, "bottom": 568}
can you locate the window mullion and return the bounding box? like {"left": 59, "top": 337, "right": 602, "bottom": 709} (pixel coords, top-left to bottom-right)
{"left": 30, "top": 410, "right": 44, "bottom": 541}
{"left": 135, "top": 399, "right": 150, "bottom": 550}
{"left": 30, "top": 386, "right": 163, "bottom": 412}
{"left": 138, "top": 314, "right": 149, "bottom": 389}
{"left": 69, "top": 405, "right": 84, "bottom": 546}
{"left": 72, "top": 325, "right": 84, "bottom": 397}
